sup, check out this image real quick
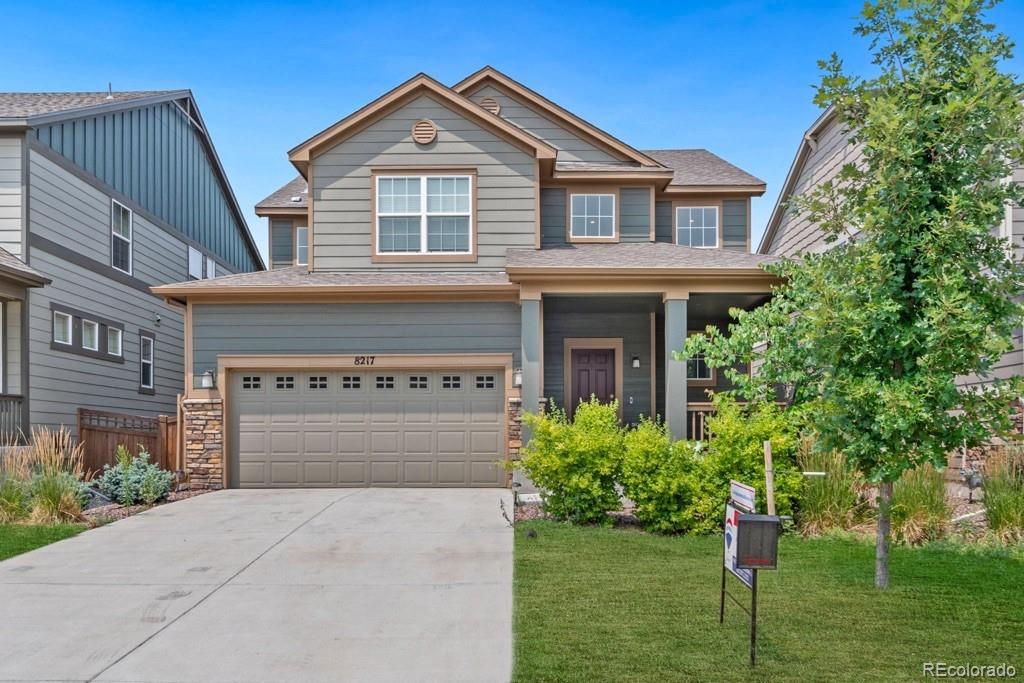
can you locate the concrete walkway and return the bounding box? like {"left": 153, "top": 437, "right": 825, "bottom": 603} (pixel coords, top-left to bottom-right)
{"left": 0, "top": 489, "right": 513, "bottom": 683}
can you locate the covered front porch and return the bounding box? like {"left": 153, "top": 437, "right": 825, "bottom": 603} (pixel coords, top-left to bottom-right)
{"left": 0, "top": 250, "right": 49, "bottom": 442}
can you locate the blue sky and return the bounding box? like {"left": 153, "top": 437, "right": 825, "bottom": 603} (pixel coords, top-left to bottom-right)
{"left": 3, "top": 0, "right": 1022, "bottom": 261}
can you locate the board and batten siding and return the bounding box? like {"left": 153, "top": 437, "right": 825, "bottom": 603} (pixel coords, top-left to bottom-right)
{"left": 0, "top": 136, "right": 23, "bottom": 257}
{"left": 24, "top": 149, "right": 223, "bottom": 432}
{"left": 312, "top": 94, "right": 536, "bottom": 271}
{"left": 32, "top": 101, "right": 258, "bottom": 272}
{"left": 191, "top": 302, "right": 522, "bottom": 375}
{"left": 466, "top": 84, "right": 620, "bottom": 164}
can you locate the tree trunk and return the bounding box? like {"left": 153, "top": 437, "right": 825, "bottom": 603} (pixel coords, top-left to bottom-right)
{"left": 875, "top": 481, "right": 893, "bottom": 589}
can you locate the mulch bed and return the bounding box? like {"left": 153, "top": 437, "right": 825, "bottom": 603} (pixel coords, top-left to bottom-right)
{"left": 82, "top": 487, "right": 211, "bottom": 525}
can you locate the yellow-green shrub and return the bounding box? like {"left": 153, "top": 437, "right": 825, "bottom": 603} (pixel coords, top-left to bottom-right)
{"left": 519, "top": 398, "right": 623, "bottom": 525}
{"left": 620, "top": 417, "right": 700, "bottom": 533}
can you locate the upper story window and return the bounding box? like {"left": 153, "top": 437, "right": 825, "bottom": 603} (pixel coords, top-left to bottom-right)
{"left": 139, "top": 333, "right": 155, "bottom": 392}
{"left": 295, "top": 226, "right": 309, "bottom": 266}
{"left": 376, "top": 175, "right": 472, "bottom": 255}
{"left": 111, "top": 200, "right": 133, "bottom": 274}
{"left": 676, "top": 206, "right": 718, "bottom": 249}
{"left": 207, "top": 256, "right": 216, "bottom": 279}
{"left": 570, "top": 194, "right": 616, "bottom": 240}
{"left": 50, "top": 304, "right": 124, "bottom": 362}
{"left": 189, "top": 246, "right": 216, "bottom": 279}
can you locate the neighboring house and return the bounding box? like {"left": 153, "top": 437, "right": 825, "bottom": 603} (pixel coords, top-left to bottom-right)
{"left": 0, "top": 90, "right": 263, "bottom": 440}
{"left": 759, "top": 107, "right": 1024, "bottom": 392}
{"left": 156, "top": 67, "right": 778, "bottom": 490}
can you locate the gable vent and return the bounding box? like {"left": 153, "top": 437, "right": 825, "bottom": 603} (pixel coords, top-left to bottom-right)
{"left": 479, "top": 96, "right": 501, "bottom": 115}
{"left": 411, "top": 119, "right": 437, "bottom": 145}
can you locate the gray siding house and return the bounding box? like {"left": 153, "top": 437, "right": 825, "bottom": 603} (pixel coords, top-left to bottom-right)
{"left": 0, "top": 90, "right": 263, "bottom": 440}
{"left": 759, "top": 108, "right": 1024, "bottom": 391}
{"left": 157, "top": 67, "right": 778, "bottom": 490}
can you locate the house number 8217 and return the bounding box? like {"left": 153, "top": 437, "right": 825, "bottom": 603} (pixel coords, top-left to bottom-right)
{"left": 353, "top": 355, "right": 376, "bottom": 366}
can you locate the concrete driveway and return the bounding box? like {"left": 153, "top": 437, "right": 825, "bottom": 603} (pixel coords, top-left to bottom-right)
{"left": 0, "top": 489, "right": 513, "bottom": 683}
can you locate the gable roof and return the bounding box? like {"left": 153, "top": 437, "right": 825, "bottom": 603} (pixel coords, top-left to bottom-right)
{"left": 454, "top": 66, "right": 664, "bottom": 168}
{"left": 256, "top": 176, "right": 308, "bottom": 214}
{"left": 0, "top": 89, "right": 264, "bottom": 270}
{"left": 288, "top": 73, "right": 557, "bottom": 176}
{"left": 0, "top": 247, "right": 49, "bottom": 287}
{"left": 643, "top": 149, "right": 766, "bottom": 192}
{"left": 757, "top": 107, "right": 839, "bottom": 254}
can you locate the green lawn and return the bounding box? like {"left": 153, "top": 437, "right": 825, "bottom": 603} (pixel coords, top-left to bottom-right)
{"left": 0, "top": 523, "right": 86, "bottom": 562}
{"left": 514, "top": 521, "right": 1024, "bottom": 683}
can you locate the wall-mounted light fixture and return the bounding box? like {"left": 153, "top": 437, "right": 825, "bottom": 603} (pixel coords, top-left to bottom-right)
{"left": 198, "top": 370, "right": 216, "bottom": 389}
{"left": 631, "top": 355, "right": 641, "bottom": 369}
{"left": 513, "top": 368, "right": 524, "bottom": 387}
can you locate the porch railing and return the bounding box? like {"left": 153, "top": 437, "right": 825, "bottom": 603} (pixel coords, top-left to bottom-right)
{"left": 0, "top": 394, "right": 24, "bottom": 443}
{"left": 686, "top": 401, "right": 788, "bottom": 441}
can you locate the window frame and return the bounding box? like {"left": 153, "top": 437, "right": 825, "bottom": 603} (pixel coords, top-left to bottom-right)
{"left": 674, "top": 204, "right": 720, "bottom": 249}
{"left": 52, "top": 310, "right": 72, "bottom": 346}
{"left": 50, "top": 304, "right": 125, "bottom": 363}
{"left": 188, "top": 246, "right": 204, "bottom": 280}
{"left": 81, "top": 319, "right": 100, "bottom": 352}
{"left": 371, "top": 169, "right": 477, "bottom": 262}
{"left": 110, "top": 199, "right": 133, "bottom": 275}
{"left": 686, "top": 332, "right": 716, "bottom": 386}
{"left": 107, "top": 327, "right": 123, "bottom": 357}
{"left": 568, "top": 190, "right": 619, "bottom": 242}
{"left": 206, "top": 256, "right": 216, "bottom": 279}
{"left": 139, "top": 332, "right": 155, "bottom": 394}
{"left": 295, "top": 226, "right": 309, "bottom": 266}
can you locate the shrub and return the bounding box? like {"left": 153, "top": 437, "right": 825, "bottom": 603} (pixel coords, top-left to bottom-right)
{"left": 796, "top": 438, "right": 865, "bottom": 535}
{"left": 891, "top": 463, "right": 948, "bottom": 544}
{"left": 24, "top": 427, "right": 88, "bottom": 524}
{"left": 0, "top": 476, "right": 29, "bottom": 522}
{"left": 687, "top": 395, "right": 803, "bottom": 534}
{"left": 620, "top": 417, "right": 701, "bottom": 533}
{"left": 983, "top": 445, "right": 1024, "bottom": 543}
{"left": 97, "top": 446, "right": 173, "bottom": 506}
{"left": 518, "top": 398, "right": 623, "bottom": 525}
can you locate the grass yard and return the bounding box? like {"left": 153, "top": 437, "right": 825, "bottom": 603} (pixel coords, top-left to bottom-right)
{"left": 514, "top": 521, "right": 1024, "bottom": 683}
{"left": 0, "top": 523, "right": 86, "bottom": 562}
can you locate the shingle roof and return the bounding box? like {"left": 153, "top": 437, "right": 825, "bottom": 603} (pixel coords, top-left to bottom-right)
{"left": 0, "top": 91, "right": 178, "bottom": 119}
{"left": 154, "top": 266, "right": 513, "bottom": 291}
{"left": 554, "top": 160, "right": 670, "bottom": 173}
{"left": 0, "top": 247, "right": 49, "bottom": 286}
{"left": 255, "top": 176, "right": 308, "bottom": 210}
{"left": 643, "top": 149, "right": 765, "bottom": 187}
{"left": 506, "top": 243, "right": 776, "bottom": 270}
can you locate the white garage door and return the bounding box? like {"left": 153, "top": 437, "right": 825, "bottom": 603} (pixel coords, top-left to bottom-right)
{"left": 229, "top": 369, "right": 506, "bottom": 487}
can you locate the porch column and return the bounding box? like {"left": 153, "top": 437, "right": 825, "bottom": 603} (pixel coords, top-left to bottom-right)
{"left": 664, "top": 297, "right": 688, "bottom": 440}
{"left": 520, "top": 298, "right": 542, "bottom": 420}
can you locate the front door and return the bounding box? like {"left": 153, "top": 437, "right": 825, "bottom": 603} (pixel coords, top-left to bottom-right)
{"left": 570, "top": 348, "right": 615, "bottom": 415}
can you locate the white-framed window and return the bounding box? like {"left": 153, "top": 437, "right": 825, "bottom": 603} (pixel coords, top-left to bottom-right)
{"left": 570, "top": 193, "right": 616, "bottom": 239}
{"left": 188, "top": 246, "right": 204, "bottom": 280}
{"left": 53, "top": 311, "right": 72, "bottom": 345}
{"left": 107, "top": 327, "right": 123, "bottom": 357}
{"left": 295, "top": 226, "right": 309, "bottom": 266}
{"left": 686, "top": 333, "right": 714, "bottom": 383}
{"left": 111, "top": 200, "right": 133, "bottom": 274}
{"left": 139, "top": 334, "right": 154, "bottom": 390}
{"left": 206, "top": 256, "right": 216, "bottom": 279}
{"left": 376, "top": 175, "right": 472, "bottom": 254}
{"left": 81, "top": 320, "right": 99, "bottom": 351}
{"left": 676, "top": 206, "right": 719, "bottom": 248}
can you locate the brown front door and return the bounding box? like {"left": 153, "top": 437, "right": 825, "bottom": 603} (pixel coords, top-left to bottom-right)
{"left": 570, "top": 348, "right": 615, "bottom": 415}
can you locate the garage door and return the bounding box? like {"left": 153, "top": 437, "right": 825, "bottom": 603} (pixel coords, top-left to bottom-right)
{"left": 230, "top": 369, "right": 506, "bottom": 487}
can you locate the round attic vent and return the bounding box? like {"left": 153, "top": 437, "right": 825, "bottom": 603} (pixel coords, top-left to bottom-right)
{"left": 411, "top": 119, "right": 437, "bottom": 145}
{"left": 479, "top": 96, "right": 501, "bottom": 115}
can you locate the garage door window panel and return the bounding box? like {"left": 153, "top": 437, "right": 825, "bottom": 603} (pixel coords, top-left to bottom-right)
{"left": 307, "top": 375, "right": 329, "bottom": 391}
{"left": 242, "top": 375, "right": 263, "bottom": 391}
{"left": 375, "top": 375, "right": 395, "bottom": 390}
{"left": 340, "top": 375, "right": 362, "bottom": 391}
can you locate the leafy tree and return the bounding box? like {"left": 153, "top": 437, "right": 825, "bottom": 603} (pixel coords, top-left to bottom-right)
{"left": 687, "top": 0, "right": 1024, "bottom": 587}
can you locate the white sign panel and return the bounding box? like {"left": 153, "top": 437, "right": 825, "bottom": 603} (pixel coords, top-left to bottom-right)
{"left": 724, "top": 503, "right": 754, "bottom": 588}
{"left": 730, "top": 480, "right": 756, "bottom": 513}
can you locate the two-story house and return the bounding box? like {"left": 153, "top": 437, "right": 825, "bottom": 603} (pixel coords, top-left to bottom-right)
{"left": 0, "top": 90, "right": 263, "bottom": 441}
{"left": 759, "top": 107, "right": 1023, "bottom": 397}
{"left": 155, "top": 67, "right": 778, "bottom": 489}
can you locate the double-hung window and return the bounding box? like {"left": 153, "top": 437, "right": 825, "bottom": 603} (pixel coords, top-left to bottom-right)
{"left": 81, "top": 320, "right": 99, "bottom": 351}
{"left": 376, "top": 175, "right": 473, "bottom": 255}
{"left": 188, "top": 246, "right": 204, "bottom": 280}
{"left": 570, "top": 193, "right": 616, "bottom": 239}
{"left": 53, "top": 311, "right": 72, "bottom": 345}
{"left": 295, "top": 226, "right": 309, "bottom": 265}
{"left": 111, "top": 200, "right": 133, "bottom": 274}
{"left": 686, "top": 333, "right": 715, "bottom": 384}
{"left": 139, "top": 333, "right": 155, "bottom": 392}
{"left": 676, "top": 206, "right": 718, "bottom": 248}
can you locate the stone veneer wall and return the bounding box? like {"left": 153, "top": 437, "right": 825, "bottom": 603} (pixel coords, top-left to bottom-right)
{"left": 183, "top": 398, "right": 224, "bottom": 488}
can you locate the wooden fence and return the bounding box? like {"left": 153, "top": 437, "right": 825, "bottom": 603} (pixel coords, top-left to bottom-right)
{"left": 77, "top": 408, "right": 178, "bottom": 476}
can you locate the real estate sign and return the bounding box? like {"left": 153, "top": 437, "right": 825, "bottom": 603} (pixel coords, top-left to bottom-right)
{"left": 724, "top": 481, "right": 756, "bottom": 588}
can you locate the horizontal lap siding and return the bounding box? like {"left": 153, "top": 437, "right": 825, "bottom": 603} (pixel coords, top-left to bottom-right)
{"left": 655, "top": 200, "right": 673, "bottom": 243}
{"left": 0, "top": 136, "right": 23, "bottom": 257}
{"left": 467, "top": 85, "right": 619, "bottom": 163}
{"left": 540, "top": 188, "right": 567, "bottom": 247}
{"left": 722, "top": 199, "right": 747, "bottom": 251}
{"left": 313, "top": 95, "right": 535, "bottom": 271}
{"left": 192, "top": 302, "right": 522, "bottom": 374}
{"left": 619, "top": 187, "right": 650, "bottom": 242}
{"left": 270, "top": 219, "right": 293, "bottom": 268}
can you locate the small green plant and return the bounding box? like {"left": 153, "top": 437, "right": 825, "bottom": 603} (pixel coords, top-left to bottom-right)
{"left": 24, "top": 427, "right": 89, "bottom": 524}
{"left": 97, "top": 448, "right": 173, "bottom": 507}
{"left": 0, "top": 476, "right": 29, "bottom": 522}
{"left": 620, "top": 417, "right": 700, "bottom": 533}
{"left": 983, "top": 445, "right": 1024, "bottom": 543}
{"left": 518, "top": 398, "right": 623, "bottom": 525}
{"left": 891, "top": 463, "right": 948, "bottom": 545}
{"left": 797, "top": 438, "right": 865, "bottom": 535}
